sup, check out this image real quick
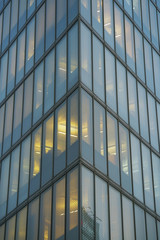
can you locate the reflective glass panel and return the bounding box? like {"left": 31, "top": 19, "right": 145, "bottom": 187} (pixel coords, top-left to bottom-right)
{"left": 146, "top": 213, "right": 157, "bottom": 240}
{"left": 68, "top": 0, "right": 78, "bottom": 24}
{"left": 27, "top": 0, "right": 35, "bottom": 18}
{"left": 56, "top": 0, "right": 66, "bottom": 37}
{"left": 16, "top": 207, "right": 27, "bottom": 240}
{"left": 153, "top": 50, "right": 160, "bottom": 100}
{"left": 92, "top": 0, "right": 103, "bottom": 36}
{"left": 150, "top": 2, "right": 159, "bottom": 48}
{"left": 27, "top": 198, "right": 39, "bottom": 240}
{"left": 104, "top": 0, "right": 114, "bottom": 48}
{"left": 142, "top": 0, "right": 150, "bottom": 39}
{"left": 135, "top": 205, "right": 146, "bottom": 240}
{"left": 26, "top": 17, "right": 35, "bottom": 73}
{"left": 10, "top": 0, "right": 18, "bottom": 41}
{"left": 0, "top": 52, "right": 8, "bottom": 102}
{"left": 46, "top": 0, "right": 55, "bottom": 50}
{"left": 0, "top": 105, "right": 4, "bottom": 157}
{"left": 133, "top": 0, "right": 141, "bottom": 28}
{"left": 7, "top": 41, "right": 16, "bottom": 94}
{"left": 144, "top": 40, "right": 154, "bottom": 92}
{"left": 80, "top": 0, "right": 91, "bottom": 23}
{"left": 16, "top": 30, "right": 25, "bottom": 84}
{"left": 19, "top": 0, "right": 26, "bottom": 30}
{"left": 135, "top": 29, "right": 145, "bottom": 82}
{"left": 152, "top": 153, "right": 160, "bottom": 215}
{"left": 5, "top": 216, "right": 16, "bottom": 240}
{"left": 2, "top": 3, "right": 10, "bottom": 51}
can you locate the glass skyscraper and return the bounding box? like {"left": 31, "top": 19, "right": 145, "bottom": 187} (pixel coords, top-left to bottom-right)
{"left": 0, "top": 0, "right": 160, "bottom": 239}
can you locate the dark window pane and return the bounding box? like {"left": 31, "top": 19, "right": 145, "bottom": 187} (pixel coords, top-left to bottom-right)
{"left": 2, "top": 3, "right": 10, "bottom": 51}
{"left": 0, "top": 52, "right": 8, "bottom": 102}
{"left": 46, "top": 0, "right": 55, "bottom": 50}
{"left": 16, "top": 30, "right": 25, "bottom": 84}
{"left": 152, "top": 153, "right": 160, "bottom": 215}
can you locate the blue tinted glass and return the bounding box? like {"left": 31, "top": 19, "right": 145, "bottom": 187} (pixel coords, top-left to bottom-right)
{"left": 46, "top": 0, "right": 55, "bottom": 50}
{"left": 7, "top": 41, "right": 16, "bottom": 94}
{"left": 19, "top": 0, "right": 26, "bottom": 30}
{"left": 2, "top": 3, "right": 10, "bottom": 51}
{"left": 68, "top": 0, "right": 78, "bottom": 24}
{"left": 56, "top": 0, "right": 66, "bottom": 37}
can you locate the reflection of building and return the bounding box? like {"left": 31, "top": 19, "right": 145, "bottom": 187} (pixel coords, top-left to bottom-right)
{"left": 0, "top": 0, "right": 160, "bottom": 239}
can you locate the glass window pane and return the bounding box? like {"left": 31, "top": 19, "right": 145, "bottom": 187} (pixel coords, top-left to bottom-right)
{"left": 42, "top": 114, "right": 53, "bottom": 185}
{"left": 33, "top": 62, "right": 44, "bottom": 124}
{"left": 158, "top": 221, "right": 160, "bottom": 240}
{"left": 124, "top": 0, "right": 132, "bottom": 16}
{"left": 26, "top": 17, "right": 35, "bottom": 73}
{"left": 3, "top": 96, "right": 13, "bottom": 153}
{"left": 92, "top": 0, "right": 102, "bottom": 36}
{"left": 18, "top": 136, "right": 30, "bottom": 205}
{"left": 107, "top": 113, "right": 119, "bottom": 184}
{"left": 95, "top": 176, "right": 109, "bottom": 240}
{"left": 131, "top": 134, "right": 143, "bottom": 202}
{"left": 19, "top": 0, "right": 26, "bottom": 30}
{"left": 16, "top": 30, "right": 25, "bottom": 84}
{"left": 7, "top": 41, "right": 16, "bottom": 94}
{"left": 80, "top": 0, "right": 91, "bottom": 23}
{"left": 0, "top": 224, "right": 5, "bottom": 240}
{"left": 46, "top": 0, "right": 55, "bottom": 50}
{"left": 56, "top": 36, "right": 66, "bottom": 102}
{"left": 146, "top": 213, "right": 157, "bottom": 240}
{"left": 29, "top": 126, "right": 42, "bottom": 195}
{"left": 105, "top": 49, "right": 117, "bottom": 112}
{"left": 68, "top": 23, "right": 78, "bottom": 90}
{"left": 22, "top": 74, "right": 33, "bottom": 134}
{"left": 141, "top": 0, "right": 150, "bottom": 39}
{"left": 39, "top": 188, "right": 52, "bottom": 240}
{"left": 135, "top": 205, "right": 146, "bottom": 240}
{"left": 114, "top": 4, "right": 125, "bottom": 61}
{"left": 93, "top": 36, "right": 104, "bottom": 101}
{"left": 127, "top": 72, "right": 139, "bottom": 132}
{"left": 150, "top": 2, "right": 159, "bottom": 48}
{"left": 144, "top": 40, "right": 154, "bottom": 92}
{"left": 27, "top": 198, "right": 39, "bottom": 240}
{"left": 119, "top": 124, "right": 132, "bottom": 194}
{"left": 67, "top": 168, "right": 78, "bottom": 239}
{"left": 122, "top": 196, "right": 135, "bottom": 240}
{"left": 104, "top": 0, "right": 114, "bottom": 48}
{"left": 67, "top": 91, "right": 78, "bottom": 165}
{"left": 37, "top": 0, "right": 42, "bottom": 6}
{"left": 153, "top": 50, "right": 160, "bottom": 99}
{"left": 133, "top": 0, "right": 141, "bottom": 28}
{"left": 81, "top": 90, "right": 93, "bottom": 164}
{"left": 0, "top": 14, "right": 2, "bottom": 52}
{"left": 56, "top": 0, "right": 66, "bottom": 37}
{"left": 0, "top": 105, "right": 4, "bottom": 157}
{"left": 54, "top": 102, "right": 66, "bottom": 175}
{"left": 44, "top": 49, "right": 55, "bottom": 113}
{"left": 53, "top": 177, "right": 65, "bottom": 240}
{"left": 141, "top": 144, "right": 154, "bottom": 210}
{"left": 16, "top": 207, "right": 27, "bottom": 240}
{"left": 135, "top": 29, "right": 145, "bottom": 82}
{"left": 10, "top": 0, "right": 18, "bottom": 41}
{"left": 5, "top": 216, "right": 16, "bottom": 240}
{"left": 117, "top": 61, "right": 128, "bottom": 123}
{"left": 2, "top": 3, "right": 10, "bottom": 51}
{"left": 109, "top": 186, "right": 122, "bottom": 240}
{"left": 12, "top": 85, "right": 23, "bottom": 144}
{"left": 0, "top": 51, "right": 8, "bottom": 102}
{"left": 138, "top": 83, "right": 149, "bottom": 141}
{"left": 68, "top": 0, "right": 78, "bottom": 24}
{"left": 27, "top": 0, "right": 35, "bottom": 18}
{"left": 35, "top": 5, "right": 45, "bottom": 62}
{"left": 7, "top": 146, "right": 20, "bottom": 213}
{"left": 152, "top": 153, "right": 160, "bottom": 215}
{"left": 81, "top": 166, "right": 94, "bottom": 240}
{"left": 0, "top": 156, "right": 10, "bottom": 219}
{"left": 80, "top": 23, "right": 92, "bottom": 89}
{"left": 157, "top": 102, "right": 160, "bottom": 144}
{"left": 94, "top": 101, "right": 107, "bottom": 174}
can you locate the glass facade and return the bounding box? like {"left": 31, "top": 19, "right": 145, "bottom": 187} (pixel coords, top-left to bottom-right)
{"left": 0, "top": 0, "right": 160, "bottom": 238}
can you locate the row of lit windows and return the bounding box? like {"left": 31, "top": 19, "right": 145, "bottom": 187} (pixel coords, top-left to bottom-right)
{"left": 0, "top": 166, "right": 160, "bottom": 240}
{"left": 81, "top": 0, "right": 160, "bottom": 52}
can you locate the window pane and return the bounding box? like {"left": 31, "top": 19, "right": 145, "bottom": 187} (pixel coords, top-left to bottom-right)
{"left": 80, "top": 23, "right": 92, "bottom": 89}
{"left": 135, "top": 29, "right": 145, "bottom": 82}
{"left": 10, "top": 0, "right": 18, "bottom": 41}
{"left": 16, "top": 30, "right": 25, "bottom": 84}
{"left": 135, "top": 205, "right": 146, "bottom": 240}
{"left": 158, "top": 221, "right": 160, "bottom": 240}
{"left": 5, "top": 216, "right": 16, "bottom": 240}
{"left": 27, "top": 0, "right": 35, "bottom": 18}
{"left": 93, "top": 36, "right": 104, "bottom": 101}
{"left": 33, "top": 62, "right": 44, "bottom": 124}
{"left": 53, "top": 177, "right": 65, "bottom": 240}
{"left": 95, "top": 176, "right": 109, "bottom": 240}
{"left": 150, "top": 2, "right": 159, "bottom": 48}
{"left": 56, "top": 0, "right": 66, "bottom": 37}
{"left": 105, "top": 49, "right": 116, "bottom": 112}
{"left": 81, "top": 90, "right": 93, "bottom": 164}
{"left": 104, "top": 0, "right": 114, "bottom": 48}
{"left": 127, "top": 72, "right": 139, "bottom": 132}
{"left": 39, "top": 188, "right": 52, "bottom": 240}
{"left": 0, "top": 156, "right": 10, "bottom": 219}
{"left": 19, "top": 0, "right": 26, "bottom": 30}
{"left": 46, "top": 0, "right": 55, "bottom": 50}
{"left": 18, "top": 136, "right": 30, "bottom": 205}
{"left": 22, "top": 74, "right": 33, "bottom": 134}
{"left": 153, "top": 50, "right": 160, "bottom": 99}
{"left": 114, "top": 4, "right": 125, "bottom": 61}
{"left": 92, "top": 0, "right": 102, "bottom": 36}
{"left": 44, "top": 49, "right": 55, "bottom": 113}
{"left": 152, "top": 153, "right": 160, "bottom": 215}
{"left": 117, "top": 61, "right": 128, "bottom": 123}
{"left": 124, "top": 0, "right": 132, "bottom": 16}
{"left": 30, "top": 126, "right": 42, "bottom": 195}
{"left": 67, "top": 91, "right": 78, "bottom": 165}
{"left": 146, "top": 213, "right": 157, "bottom": 240}
{"left": 67, "top": 168, "right": 78, "bottom": 239}
{"left": 2, "top": 3, "right": 10, "bottom": 51}
{"left": 27, "top": 198, "right": 39, "bottom": 240}
{"left": 68, "top": 0, "right": 78, "bottom": 24}
{"left": 94, "top": 101, "right": 107, "bottom": 174}
{"left": 0, "top": 105, "right": 4, "bottom": 157}
{"left": 119, "top": 124, "right": 132, "bottom": 194}
{"left": 16, "top": 207, "right": 27, "bottom": 240}
{"left": 133, "top": 0, "right": 141, "bottom": 28}
{"left": 42, "top": 114, "right": 53, "bottom": 185}
{"left": 0, "top": 52, "right": 8, "bottom": 102}
{"left": 131, "top": 134, "right": 143, "bottom": 202}
{"left": 7, "top": 41, "right": 16, "bottom": 94}
{"left": 107, "top": 113, "right": 119, "bottom": 184}
{"left": 82, "top": 166, "right": 94, "bottom": 240}
{"left": 3, "top": 96, "right": 13, "bottom": 153}
{"left": 68, "top": 23, "right": 78, "bottom": 90}
{"left": 35, "top": 5, "right": 45, "bottom": 62}
{"left": 141, "top": 0, "right": 150, "bottom": 39}
{"left": 157, "top": 103, "right": 160, "bottom": 144}
{"left": 7, "top": 146, "right": 20, "bottom": 213}
{"left": 80, "top": 0, "right": 91, "bottom": 23}
{"left": 0, "top": 224, "right": 5, "bottom": 240}
{"left": 144, "top": 40, "right": 154, "bottom": 92}
{"left": 122, "top": 196, "right": 135, "bottom": 240}
{"left": 54, "top": 102, "right": 66, "bottom": 175}
{"left": 109, "top": 186, "right": 122, "bottom": 240}
{"left": 12, "top": 85, "right": 23, "bottom": 144}
{"left": 0, "top": 14, "right": 2, "bottom": 52}
{"left": 26, "top": 17, "right": 35, "bottom": 73}
{"left": 141, "top": 144, "right": 154, "bottom": 210}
